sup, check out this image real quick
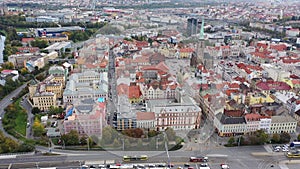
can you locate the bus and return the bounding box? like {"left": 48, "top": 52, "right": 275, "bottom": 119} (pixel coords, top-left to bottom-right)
{"left": 123, "top": 155, "right": 148, "bottom": 162}
{"left": 189, "top": 156, "right": 208, "bottom": 162}
{"left": 286, "top": 151, "right": 300, "bottom": 158}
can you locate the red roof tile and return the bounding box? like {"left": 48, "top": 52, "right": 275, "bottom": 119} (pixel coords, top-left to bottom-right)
{"left": 136, "top": 112, "right": 155, "bottom": 121}
{"left": 256, "top": 81, "right": 291, "bottom": 91}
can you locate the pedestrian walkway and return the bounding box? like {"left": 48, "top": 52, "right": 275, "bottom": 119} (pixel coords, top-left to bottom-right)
{"left": 279, "top": 163, "right": 289, "bottom": 169}
{"left": 263, "top": 145, "right": 273, "bottom": 153}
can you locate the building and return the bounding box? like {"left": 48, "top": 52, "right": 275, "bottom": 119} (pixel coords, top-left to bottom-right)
{"left": 187, "top": 18, "right": 198, "bottom": 36}
{"left": 63, "top": 98, "right": 105, "bottom": 137}
{"left": 32, "top": 92, "right": 57, "bottom": 111}
{"left": 214, "top": 113, "right": 247, "bottom": 137}
{"left": 148, "top": 92, "right": 201, "bottom": 131}
{"left": 270, "top": 115, "right": 297, "bottom": 134}
{"left": 255, "top": 80, "right": 292, "bottom": 95}
{"left": 196, "top": 18, "right": 205, "bottom": 66}
{"left": 136, "top": 112, "right": 155, "bottom": 129}
{"left": 63, "top": 71, "right": 108, "bottom": 104}
{"left": 0, "top": 35, "right": 5, "bottom": 64}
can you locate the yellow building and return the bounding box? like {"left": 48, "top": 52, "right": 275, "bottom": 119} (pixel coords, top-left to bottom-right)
{"left": 247, "top": 92, "right": 274, "bottom": 105}
{"left": 45, "top": 82, "right": 63, "bottom": 98}
{"left": 32, "top": 92, "right": 57, "bottom": 111}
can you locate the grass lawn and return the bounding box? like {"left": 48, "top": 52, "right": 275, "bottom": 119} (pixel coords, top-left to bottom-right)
{"left": 14, "top": 100, "right": 27, "bottom": 136}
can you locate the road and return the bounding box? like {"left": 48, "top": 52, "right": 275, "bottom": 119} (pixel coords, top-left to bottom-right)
{"left": 0, "top": 82, "right": 29, "bottom": 140}
{"left": 21, "top": 94, "right": 34, "bottom": 139}
{"left": 0, "top": 145, "right": 295, "bottom": 169}
{"left": 107, "top": 47, "right": 118, "bottom": 127}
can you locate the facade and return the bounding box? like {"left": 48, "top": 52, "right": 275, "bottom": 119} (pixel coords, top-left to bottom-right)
{"left": 63, "top": 98, "right": 105, "bottom": 137}
{"left": 0, "top": 35, "right": 5, "bottom": 64}
{"left": 29, "top": 74, "right": 65, "bottom": 111}
{"left": 136, "top": 112, "right": 155, "bottom": 129}
{"left": 148, "top": 94, "right": 201, "bottom": 131}
{"left": 187, "top": 18, "right": 198, "bottom": 36}
{"left": 32, "top": 92, "right": 57, "bottom": 111}
{"left": 270, "top": 115, "right": 297, "bottom": 134}
{"left": 117, "top": 112, "right": 137, "bottom": 130}
{"left": 214, "top": 113, "right": 247, "bottom": 137}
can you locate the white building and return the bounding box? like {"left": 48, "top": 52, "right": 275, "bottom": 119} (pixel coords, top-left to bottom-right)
{"left": 63, "top": 71, "right": 108, "bottom": 103}
{"left": 261, "top": 64, "right": 290, "bottom": 81}
{"left": 136, "top": 112, "right": 155, "bottom": 129}
{"left": 270, "top": 115, "right": 297, "bottom": 134}
{"left": 0, "top": 35, "right": 5, "bottom": 64}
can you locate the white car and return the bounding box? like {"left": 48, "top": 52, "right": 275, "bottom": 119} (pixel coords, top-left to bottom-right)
{"left": 282, "top": 148, "right": 289, "bottom": 152}
{"left": 221, "top": 164, "right": 229, "bottom": 169}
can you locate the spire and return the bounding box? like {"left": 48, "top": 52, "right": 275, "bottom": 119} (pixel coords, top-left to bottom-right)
{"left": 200, "top": 17, "right": 205, "bottom": 40}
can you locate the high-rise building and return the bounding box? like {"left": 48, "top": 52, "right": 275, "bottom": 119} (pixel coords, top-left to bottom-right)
{"left": 0, "top": 35, "right": 5, "bottom": 64}
{"left": 187, "top": 18, "right": 198, "bottom": 36}
{"left": 196, "top": 17, "right": 205, "bottom": 64}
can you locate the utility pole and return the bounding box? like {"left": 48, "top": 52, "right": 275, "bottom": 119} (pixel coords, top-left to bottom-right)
{"left": 163, "top": 132, "right": 170, "bottom": 166}
{"left": 87, "top": 137, "right": 90, "bottom": 151}
{"left": 122, "top": 138, "right": 125, "bottom": 151}
{"left": 156, "top": 137, "right": 160, "bottom": 150}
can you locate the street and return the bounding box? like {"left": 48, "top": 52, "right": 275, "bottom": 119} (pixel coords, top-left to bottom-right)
{"left": 0, "top": 82, "right": 29, "bottom": 140}
{"left": 0, "top": 145, "right": 294, "bottom": 169}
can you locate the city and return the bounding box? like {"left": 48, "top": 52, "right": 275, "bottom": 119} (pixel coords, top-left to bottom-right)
{"left": 0, "top": 0, "right": 300, "bottom": 169}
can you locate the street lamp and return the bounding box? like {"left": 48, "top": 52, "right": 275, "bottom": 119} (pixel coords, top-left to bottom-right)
{"left": 87, "top": 137, "right": 90, "bottom": 151}
{"left": 156, "top": 137, "right": 160, "bottom": 150}
{"left": 122, "top": 138, "right": 125, "bottom": 151}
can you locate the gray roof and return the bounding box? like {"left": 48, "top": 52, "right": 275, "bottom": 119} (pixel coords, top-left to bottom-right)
{"left": 217, "top": 113, "right": 246, "bottom": 125}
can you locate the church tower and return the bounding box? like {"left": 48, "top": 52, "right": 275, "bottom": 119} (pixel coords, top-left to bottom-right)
{"left": 197, "top": 17, "right": 205, "bottom": 65}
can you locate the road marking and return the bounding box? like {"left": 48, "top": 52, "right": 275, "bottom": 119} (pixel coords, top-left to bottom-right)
{"left": 206, "top": 154, "right": 228, "bottom": 158}
{"left": 0, "top": 155, "right": 16, "bottom": 159}
{"left": 263, "top": 145, "right": 273, "bottom": 153}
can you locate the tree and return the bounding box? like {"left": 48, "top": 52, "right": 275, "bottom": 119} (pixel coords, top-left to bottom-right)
{"left": 271, "top": 133, "right": 281, "bottom": 143}
{"left": 297, "top": 134, "right": 300, "bottom": 141}
{"left": 122, "top": 128, "right": 144, "bottom": 138}
{"left": 20, "top": 68, "right": 29, "bottom": 75}
{"left": 280, "top": 132, "right": 291, "bottom": 143}
{"left": 32, "top": 117, "right": 45, "bottom": 137}
{"left": 148, "top": 130, "right": 158, "bottom": 137}
{"left": 165, "top": 127, "right": 176, "bottom": 141}
{"left": 31, "top": 107, "right": 40, "bottom": 115}
{"left": 61, "top": 130, "right": 80, "bottom": 146}
{"left": 137, "top": 139, "right": 143, "bottom": 149}
{"left": 80, "top": 136, "right": 87, "bottom": 145}
{"left": 256, "top": 130, "right": 269, "bottom": 145}
{"left": 101, "top": 126, "right": 117, "bottom": 145}
{"left": 112, "top": 138, "right": 121, "bottom": 148}
{"left": 227, "top": 136, "right": 235, "bottom": 146}
{"left": 30, "top": 39, "right": 48, "bottom": 49}
{"left": 48, "top": 106, "right": 64, "bottom": 116}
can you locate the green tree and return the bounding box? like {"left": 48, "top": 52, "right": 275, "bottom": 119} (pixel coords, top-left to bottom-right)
{"left": 256, "top": 130, "right": 269, "bottom": 145}
{"left": 137, "top": 139, "right": 143, "bottom": 149}
{"left": 297, "top": 134, "right": 300, "bottom": 141}
{"left": 271, "top": 133, "right": 281, "bottom": 143}
{"left": 112, "top": 138, "right": 121, "bottom": 147}
{"left": 30, "top": 39, "right": 48, "bottom": 49}
{"left": 148, "top": 130, "right": 158, "bottom": 137}
{"left": 48, "top": 106, "right": 64, "bottom": 116}
{"left": 165, "top": 127, "right": 176, "bottom": 141}
{"left": 280, "top": 132, "right": 291, "bottom": 143}
{"left": 61, "top": 130, "right": 80, "bottom": 146}
{"left": 31, "top": 107, "right": 40, "bottom": 115}
{"left": 227, "top": 136, "right": 235, "bottom": 146}
{"left": 80, "top": 136, "right": 87, "bottom": 145}
{"left": 149, "top": 137, "right": 156, "bottom": 149}
{"left": 124, "top": 138, "right": 130, "bottom": 149}
{"left": 32, "top": 117, "right": 46, "bottom": 137}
